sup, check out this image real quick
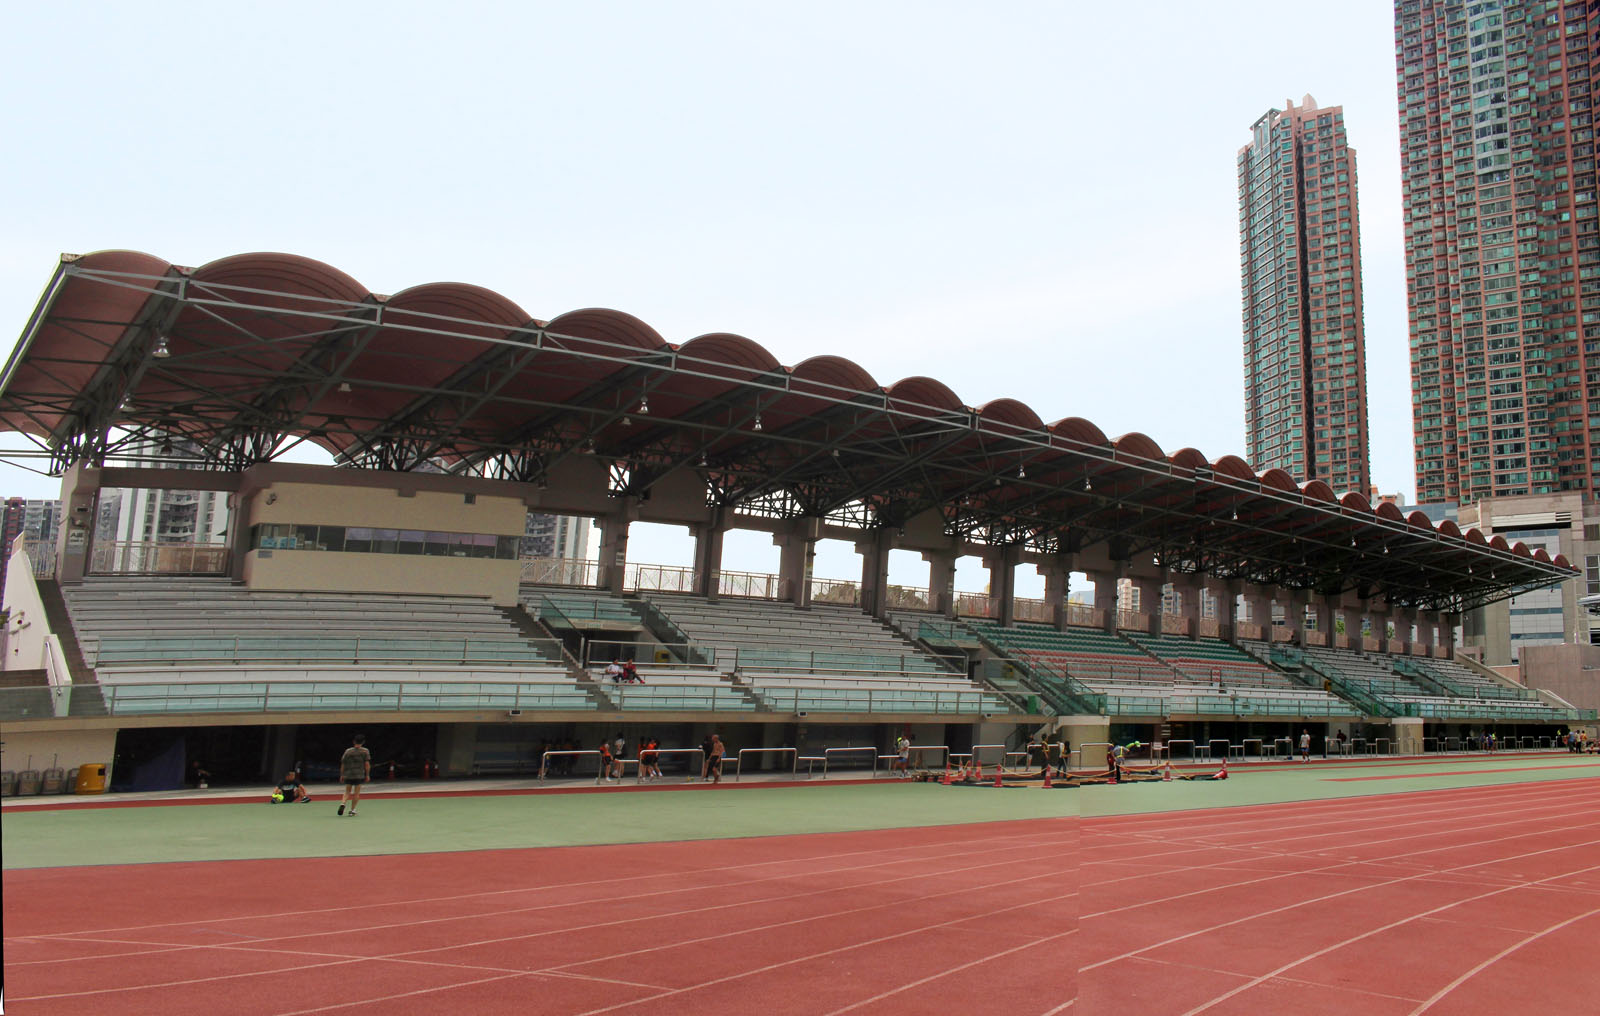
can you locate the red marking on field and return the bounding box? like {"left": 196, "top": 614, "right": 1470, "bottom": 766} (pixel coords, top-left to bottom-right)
{"left": 1081, "top": 775, "right": 1600, "bottom": 1013}
{"left": 1324, "top": 762, "right": 1600, "bottom": 781}
{"left": 3, "top": 819, "right": 1075, "bottom": 1015}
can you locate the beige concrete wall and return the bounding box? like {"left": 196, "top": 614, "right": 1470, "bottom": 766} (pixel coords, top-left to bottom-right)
{"left": 1, "top": 727, "right": 117, "bottom": 776}
{"left": 251, "top": 484, "right": 526, "bottom": 533}
{"left": 1518, "top": 643, "right": 1600, "bottom": 710}
{"left": 241, "top": 483, "right": 525, "bottom": 605}
{"left": 245, "top": 551, "right": 520, "bottom": 605}
{"left": 2, "top": 546, "right": 51, "bottom": 671}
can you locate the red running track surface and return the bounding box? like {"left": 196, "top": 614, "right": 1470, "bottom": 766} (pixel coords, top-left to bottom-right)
{"left": 1080, "top": 776, "right": 1600, "bottom": 1014}
{"left": 3, "top": 819, "right": 1076, "bottom": 1016}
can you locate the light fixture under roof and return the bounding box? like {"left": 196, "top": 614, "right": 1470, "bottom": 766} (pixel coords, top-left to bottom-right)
{"left": 152, "top": 336, "right": 171, "bottom": 359}
{"left": 337, "top": 381, "right": 352, "bottom": 393}
{"left": 752, "top": 413, "right": 762, "bottom": 432}
{"left": 1017, "top": 464, "right": 1026, "bottom": 479}
{"left": 638, "top": 396, "right": 649, "bottom": 414}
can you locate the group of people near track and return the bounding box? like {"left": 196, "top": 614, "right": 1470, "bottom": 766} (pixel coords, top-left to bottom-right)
{"left": 597, "top": 732, "right": 727, "bottom": 783}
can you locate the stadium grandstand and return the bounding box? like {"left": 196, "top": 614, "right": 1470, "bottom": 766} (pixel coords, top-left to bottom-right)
{"left": 0, "top": 250, "right": 1589, "bottom": 791}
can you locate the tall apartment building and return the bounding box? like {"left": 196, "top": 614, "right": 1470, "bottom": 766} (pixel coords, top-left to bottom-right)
{"left": 1396, "top": 0, "right": 1598, "bottom": 503}
{"left": 520, "top": 513, "right": 590, "bottom": 560}
{"left": 1239, "top": 95, "right": 1372, "bottom": 492}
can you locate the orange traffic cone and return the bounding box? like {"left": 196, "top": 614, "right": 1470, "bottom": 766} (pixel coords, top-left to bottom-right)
{"left": 941, "top": 767, "right": 952, "bottom": 786}
{"left": 1217, "top": 757, "right": 1229, "bottom": 780}
{"left": 993, "top": 766, "right": 1004, "bottom": 788}
{"left": 1043, "top": 767, "right": 1053, "bottom": 788}
{"left": 1163, "top": 762, "right": 1173, "bottom": 782}
{"left": 972, "top": 761, "right": 982, "bottom": 783}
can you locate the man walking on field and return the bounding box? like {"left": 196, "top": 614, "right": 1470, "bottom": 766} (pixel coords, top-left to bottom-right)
{"left": 338, "top": 733, "right": 371, "bottom": 816}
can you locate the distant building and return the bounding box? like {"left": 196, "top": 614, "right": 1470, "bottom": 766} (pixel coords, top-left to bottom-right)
{"left": 1239, "top": 94, "right": 1371, "bottom": 492}
{"left": 1396, "top": 0, "right": 1599, "bottom": 502}
{"left": 1459, "top": 492, "right": 1586, "bottom": 665}
{"left": 1, "top": 497, "right": 62, "bottom": 597}
{"left": 521, "top": 514, "right": 589, "bottom": 560}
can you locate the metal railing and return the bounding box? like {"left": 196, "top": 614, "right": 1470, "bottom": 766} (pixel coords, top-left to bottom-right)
{"left": 734, "top": 747, "right": 797, "bottom": 781}
{"left": 809, "top": 576, "right": 861, "bottom": 606}
{"left": 0, "top": 680, "right": 597, "bottom": 720}
{"left": 520, "top": 557, "right": 600, "bottom": 586}
{"left": 89, "top": 541, "right": 230, "bottom": 576}
{"left": 884, "top": 585, "right": 932, "bottom": 611}
{"left": 751, "top": 685, "right": 1012, "bottom": 715}
{"left": 19, "top": 541, "right": 55, "bottom": 578}
{"left": 83, "top": 634, "right": 564, "bottom": 669}
{"left": 603, "top": 683, "right": 753, "bottom": 711}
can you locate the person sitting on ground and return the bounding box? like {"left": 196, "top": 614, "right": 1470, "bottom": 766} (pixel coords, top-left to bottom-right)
{"left": 270, "top": 770, "right": 310, "bottom": 804}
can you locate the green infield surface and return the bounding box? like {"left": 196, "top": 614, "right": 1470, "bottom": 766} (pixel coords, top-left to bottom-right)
{"left": 1, "top": 781, "right": 1073, "bottom": 869}
{"left": 6, "top": 753, "right": 1598, "bottom": 869}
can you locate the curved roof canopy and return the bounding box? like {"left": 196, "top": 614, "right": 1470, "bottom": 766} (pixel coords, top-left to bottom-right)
{"left": 0, "top": 251, "right": 1573, "bottom": 612}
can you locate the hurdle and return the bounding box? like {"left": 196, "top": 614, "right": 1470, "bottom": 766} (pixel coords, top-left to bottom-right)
{"left": 1242, "top": 737, "right": 1264, "bottom": 760}
{"left": 734, "top": 746, "right": 797, "bottom": 782}
{"left": 538, "top": 749, "right": 603, "bottom": 781}
{"left": 821, "top": 745, "right": 877, "bottom": 778}
{"left": 651, "top": 747, "right": 705, "bottom": 782}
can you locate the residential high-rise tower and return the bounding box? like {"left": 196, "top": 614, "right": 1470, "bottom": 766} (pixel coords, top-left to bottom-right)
{"left": 1396, "top": 0, "right": 1598, "bottom": 503}
{"left": 1239, "top": 95, "right": 1372, "bottom": 492}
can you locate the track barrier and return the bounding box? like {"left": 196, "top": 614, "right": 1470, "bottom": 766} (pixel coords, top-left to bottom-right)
{"left": 539, "top": 750, "right": 602, "bottom": 781}
{"left": 734, "top": 747, "right": 797, "bottom": 782}
{"left": 820, "top": 746, "right": 876, "bottom": 778}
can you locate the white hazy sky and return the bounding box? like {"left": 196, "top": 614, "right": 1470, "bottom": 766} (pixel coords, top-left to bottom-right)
{"left": 0, "top": 2, "right": 1411, "bottom": 590}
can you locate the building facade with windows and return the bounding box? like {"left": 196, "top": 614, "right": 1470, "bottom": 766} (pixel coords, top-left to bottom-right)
{"left": 1239, "top": 95, "right": 1372, "bottom": 492}
{"left": 1395, "top": 0, "right": 1598, "bottom": 503}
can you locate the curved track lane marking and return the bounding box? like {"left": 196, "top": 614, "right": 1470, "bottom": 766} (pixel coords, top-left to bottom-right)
{"left": 1407, "top": 903, "right": 1600, "bottom": 1015}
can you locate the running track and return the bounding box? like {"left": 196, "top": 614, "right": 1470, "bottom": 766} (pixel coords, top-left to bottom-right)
{"left": 7, "top": 775, "right": 1600, "bottom": 1013}
{"left": 1081, "top": 775, "right": 1600, "bottom": 1013}
{"left": 3, "top": 820, "right": 1077, "bottom": 1015}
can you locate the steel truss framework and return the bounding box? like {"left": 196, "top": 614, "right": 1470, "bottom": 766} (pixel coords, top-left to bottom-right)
{"left": 0, "top": 250, "right": 1575, "bottom": 613}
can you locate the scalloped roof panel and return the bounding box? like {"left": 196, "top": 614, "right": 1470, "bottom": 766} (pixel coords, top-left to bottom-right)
{"left": 0, "top": 249, "right": 1576, "bottom": 609}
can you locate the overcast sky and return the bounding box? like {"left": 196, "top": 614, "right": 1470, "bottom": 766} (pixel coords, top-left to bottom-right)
{"left": 0, "top": 2, "right": 1410, "bottom": 590}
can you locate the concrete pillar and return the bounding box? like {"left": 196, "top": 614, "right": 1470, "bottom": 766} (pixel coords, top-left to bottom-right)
{"left": 691, "top": 512, "right": 726, "bottom": 600}
{"left": 1208, "top": 579, "right": 1239, "bottom": 642}
{"left": 1282, "top": 588, "right": 1306, "bottom": 644}
{"left": 1057, "top": 715, "right": 1111, "bottom": 768}
{"left": 1392, "top": 716, "right": 1424, "bottom": 755}
{"left": 1093, "top": 567, "right": 1123, "bottom": 633}
{"left": 1415, "top": 610, "right": 1437, "bottom": 654}
{"left": 54, "top": 463, "right": 99, "bottom": 585}
{"left": 1178, "top": 576, "right": 1202, "bottom": 639}
{"left": 774, "top": 525, "right": 817, "bottom": 608}
{"left": 1131, "top": 576, "right": 1161, "bottom": 634}
{"left": 1242, "top": 584, "right": 1272, "bottom": 639}
{"left": 856, "top": 528, "right": 892, "bottom": 619}
{"left": 597, "top": 514, "right": 631, "bottom": 595}
{"left": 1306, "top": 596, "right": 1331, "bottom": 644}
{"left": 1041, "top": 560, "right": 1069, "bottom": 632}
{"left": 986, "top": 544, "right": 1019, "bottom": 627}
{"left": 1440, "top": 611, "right": 1459, "bottom": 658}
{"left": 923, "top": 550, "right": 957, "bottom": 618}
{"left": 1389, "top": 606, "right": 1413, "bottom": 654}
